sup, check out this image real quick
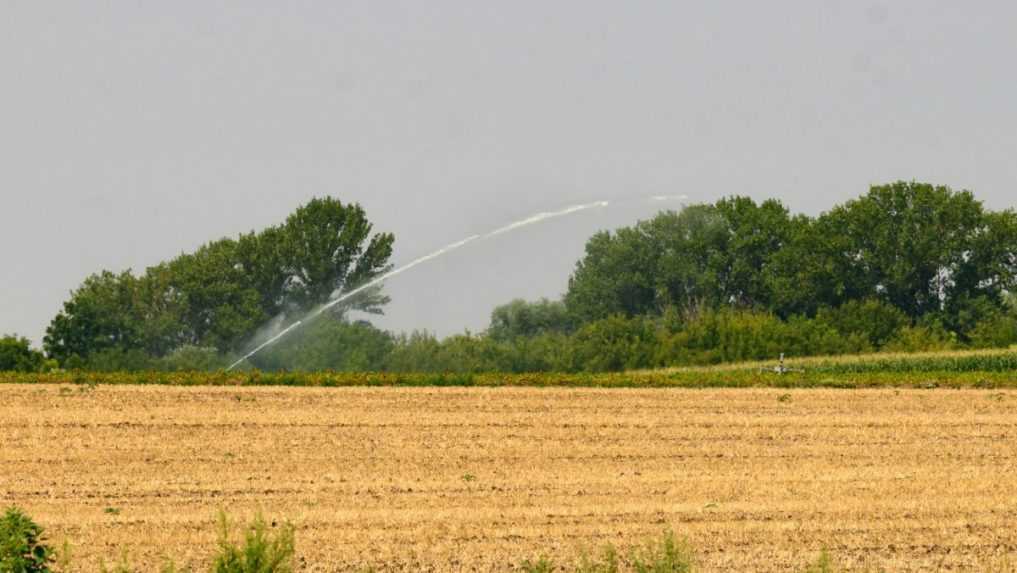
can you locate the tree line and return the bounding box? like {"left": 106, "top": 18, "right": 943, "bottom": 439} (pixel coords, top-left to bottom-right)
{"left": 3, "top": 181, "right": 1016, "bottom": 373}
{"left": 384, "top": 181, "right": 1017, "bottom": 372}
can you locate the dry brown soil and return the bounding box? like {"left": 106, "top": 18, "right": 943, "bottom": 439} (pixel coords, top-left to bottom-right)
{"left": 2, "top": 385, "right": 1017, "bottom": 571}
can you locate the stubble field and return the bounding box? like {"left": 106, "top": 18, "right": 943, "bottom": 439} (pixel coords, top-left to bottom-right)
{"left": 2, "top": 384, "right": 1017, "bottom": 571}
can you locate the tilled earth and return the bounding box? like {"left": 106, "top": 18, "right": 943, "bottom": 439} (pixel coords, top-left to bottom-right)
{"left": 2, "top": 385, "right": 1017, "bottom": 571}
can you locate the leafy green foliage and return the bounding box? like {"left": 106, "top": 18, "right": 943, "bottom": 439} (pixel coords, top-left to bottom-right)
{"left": 157, "top": 346, "right": 231, "bottom": 372}
{"left": 566, "top": 182, "right": 1017, "bottom": 342}
{"left": 250, "top": 318, "right": 393, "bottom": 372}
{"left": 882, "top": 324, "right": 956, "bottom": 353}
{"left": 799, "top": 550, "right": 841, "bottom": 573}
{"left": 769, "top": 182, "right": 1016, "bottom": 319}
{"left": 0, "top": 336, "right": 45, "bottom": 373}
{"left": 630, "top": 531, "right": 694, "bottom": 573}
{"left": 212, "top": 513, "right": 294, "bottom": 573}
{"left": 565, "top": 199, "right": 792, "bottom": 323}
{"left": 8, "top": 344, "right": 1017, "bottom": 389}
{"left": 44, "top": 197, "right": 394, "bottom": 367}
{"left": 0, "top": 507, "right": 54, "bottom": 573}
{"left": 815, "top": 299, "right": 909, "bottom": 349}
{"left": 488, "top": 298, "right": 574, "bottom": 341}
{"left": 569, "top": 314, "right": 657, "bottom": 372}
{"left": 157, "top": 239, "right": 267, "bottom": 352}
{"left": 44, "top": 271, "right": 143, "bottom": 365}
{"left": 276, "top": 197, "right": 394, "bottom": 314}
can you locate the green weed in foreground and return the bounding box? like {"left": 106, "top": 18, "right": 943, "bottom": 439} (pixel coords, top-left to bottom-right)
{"left": 0, "top": 507, "right": 294, "bottom": 573}
{"left": 800, "top": 550, "right": 841, "bottom": 573}
{"left": 212, "top": 512, "right": 295, "bottom": 573}
{"left": 0, "top": 507, "right": 996, "bottom": 572}
{"left": 520, "top": 556, "right": 556, "bottom": 573}
{"left": 0, "top": 507, "right": 54, "bottom": 572}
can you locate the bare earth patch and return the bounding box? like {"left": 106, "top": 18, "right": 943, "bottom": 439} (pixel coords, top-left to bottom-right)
{"left": 2, "top": 385, "right": 1016, "bottom": 571}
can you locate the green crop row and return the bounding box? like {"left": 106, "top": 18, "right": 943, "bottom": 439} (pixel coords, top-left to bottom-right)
{"left": 1, "top": 347, "right": 1016, "bottom": 389}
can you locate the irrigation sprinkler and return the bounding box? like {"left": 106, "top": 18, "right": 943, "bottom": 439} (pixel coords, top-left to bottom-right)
{"left": 759, "top": 353, "right": 805, "bottom": 375}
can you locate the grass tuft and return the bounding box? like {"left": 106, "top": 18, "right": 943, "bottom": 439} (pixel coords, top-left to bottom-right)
{"left": 800, "top": 549, "right": 841, "bottom": 573}
{"left": 212, "top": 512, "right": 295, "bottom": 573}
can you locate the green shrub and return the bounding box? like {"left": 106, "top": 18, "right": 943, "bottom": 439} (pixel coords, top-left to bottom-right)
{"left": 569, "top": 315, "right": 657, "bottom": 372}
{"left": 212, "top": 513, "right": 294, "bottom": 573}
{"left": 816, "top": 299, "right": 909, "bottom": 349}
{"left": 968, "top": 314, "right": 1017, "bottom": 349}
{"left": 883, "top": 324, "right": 956, "bottom": 353}
{"left": 630, "top": 531, "right": 694, "bottom": 573}
{"left": 0, "top": 336, "right": 45, "bottom": 373}
{"left": 70, "top": 347, "right": 154, "bottom": 372}
{"left": 800, "top": 549, "right": 841, "bottom": 573}
{"left": 157, "top": 346, "right": 229, "bottom": 372}
{"left": 0, "top": 507, "right": 54, "bottom": 573}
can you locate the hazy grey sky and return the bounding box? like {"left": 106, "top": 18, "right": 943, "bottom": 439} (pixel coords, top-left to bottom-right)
{"left": 3, "top": 1, "right": 1016, "bottom": 346}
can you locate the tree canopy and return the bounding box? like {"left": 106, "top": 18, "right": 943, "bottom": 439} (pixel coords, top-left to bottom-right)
{"left": 564, "top": 198, "right": 793, "bottom": 322}
{"left": 44, "top": 197, "right": 394, "bottom": 367}
{"left": 566, "top": 182, "right": 1017, "bottom": 328}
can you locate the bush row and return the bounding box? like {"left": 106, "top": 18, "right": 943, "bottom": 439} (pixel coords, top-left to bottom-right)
{"left": 28, "top": 298, "right": 1017, "bottom": 375}
{"left": 3, "top": 346, "right": 1017, "bottom": 389}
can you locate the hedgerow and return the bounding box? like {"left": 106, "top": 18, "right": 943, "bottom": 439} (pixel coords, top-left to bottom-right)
{"left": 2, "top": 347, "right": 1016, "bottom": 389}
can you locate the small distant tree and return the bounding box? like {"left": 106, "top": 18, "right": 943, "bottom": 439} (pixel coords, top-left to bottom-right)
{"left": 0, "top": 335, "right": 45, "bottom": 373}
{"left": 43, "top": 271, "right": 142, "bottom": 366}
{"left": 488, "top": 298, "right": 573, "bottom": 341}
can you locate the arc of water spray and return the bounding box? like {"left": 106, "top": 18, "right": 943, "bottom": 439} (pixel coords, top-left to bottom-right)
{"left": 227, "top": 233, "right": 483, "bottom": 371}
{"left": 226, "top": 196, "right": 689, "bottom": 370}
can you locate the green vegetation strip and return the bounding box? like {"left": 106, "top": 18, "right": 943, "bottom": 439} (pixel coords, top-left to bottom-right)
{"left": 2, "top": 348, "right": 1016, "bottom": 389}
{"left": 0, "top": 506, "right": 848, "bottom": 573}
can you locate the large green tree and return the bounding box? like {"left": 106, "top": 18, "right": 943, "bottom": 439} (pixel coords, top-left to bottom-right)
{"left": 768, "top": 182, "right": 1017, "bottom": 319}
{"left": 43, "top": 271, "right": 142, "bottom": 365}
{"left": 565, "top": 198, "right": 792, "bottom": 323}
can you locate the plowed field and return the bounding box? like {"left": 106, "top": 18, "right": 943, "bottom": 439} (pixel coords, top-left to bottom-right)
{"left": 2, "top": 385, "right": 1016, "bottom": 571}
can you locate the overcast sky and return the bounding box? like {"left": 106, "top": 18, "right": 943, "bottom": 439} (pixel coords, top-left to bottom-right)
{"left": 3, "top": 1, "right": 1016, "bottom": 346}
